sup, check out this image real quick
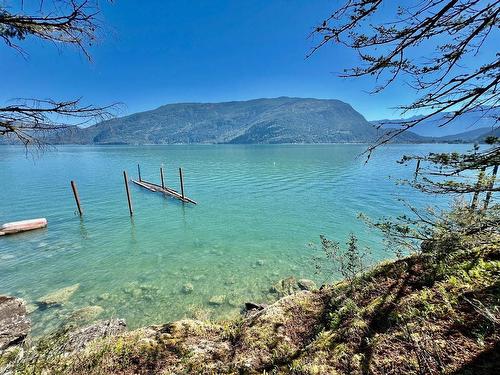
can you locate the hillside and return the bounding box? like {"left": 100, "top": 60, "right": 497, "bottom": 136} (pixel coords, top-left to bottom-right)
{"left": 373, "top": 108, "right": 499, "bottom": 138}
{"left": 40, "top": 97, "right": 413, "bottom": 145}
{"left": 4, "top": 98, "right": 498, "bottom": 145}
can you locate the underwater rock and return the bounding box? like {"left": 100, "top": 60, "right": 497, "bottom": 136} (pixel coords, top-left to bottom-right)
{"left": 192, "top": 274, "right": 205, "bottom": 282}
{"left": 25, "top": 303, "right": 38, "bottom": 314}
{"left": 208, "top": 295, "right": 226, "bottom": 306}
{"left": 68, "top": 306, "right": 104, "bottom": 322}
{"left": 297, "top": 279, "right": 317, "bottom": 291}
{"left": 97, "top": 292, "right": 111, "bottom": 301}
{"left": 209, "top": 249, "right": 223, "bottom": 256}
{"left": 37, "top": 284, "right": 80, "bottom": 306}
{"left": 0, "top": 295, "right": 31, "bottom": 351}
{"left": 269, "top": 277, "right": 299, "bottom": 297}
{"left": 182, "top": 283, "right": 194, "bottom": 294}
{"left": 122, "top": 282, "right": 142, "bottom": 298}
{"left": 139, "top": 283, "right": 159, "bottom": 293}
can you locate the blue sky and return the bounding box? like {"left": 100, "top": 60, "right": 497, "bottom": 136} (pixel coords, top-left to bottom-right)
{"left": 1, "top": 0, "right": 496, "bottom": 121}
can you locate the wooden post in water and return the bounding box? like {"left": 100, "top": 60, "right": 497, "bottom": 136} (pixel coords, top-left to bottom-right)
{"left": 137, "top": 164, "right": 142, "bottom": 182}
{"left": 160, "top": 166, "right": 165, "bottom": 189}
{"left": 179, "top": 167, "right": 185, "bottom": 200}
{"left": 123, "top": 171, "right": 134, "bottom": 216}
{"left": 70, "top": 180, "right": 83, "bottom": 216}
{"left": 414, "top": 159, "right": 421, "bottom": 180}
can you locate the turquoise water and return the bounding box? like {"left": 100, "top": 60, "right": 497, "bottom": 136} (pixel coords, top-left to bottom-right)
{"left": 0, "top": 144, "right": 467, "bottom": 334}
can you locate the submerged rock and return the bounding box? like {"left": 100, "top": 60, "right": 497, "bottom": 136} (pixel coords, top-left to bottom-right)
{"left": 0, "top": 295, "right": 31, "bottom": 351}
{"left": 37, "top": 284, "right": 80, "bottom": 307}
{"left": 97, "top": 292, "right": 111, "bottom": 301}
{"left": 192, "top": 274, "right": 205, "bottom": 282}
{"left": 208, "top": 295, "right": 226, "bottom": 306}
{"left": 68, "top": 306, "right": 104, "bottom": 322}
{"left": 297, "top": 279, "right": 317, "bottom": 291}
{"left": 122, "top": 282, "right": 142, "bottom": 298}
{"left": 270, "top": 277, "right": 299, "bottom": 297}
{"left": 25, "top": 303, "right": 38, "bottom": 314}
{"left": 181, "top": 283, "right": 194, "bottom": 294}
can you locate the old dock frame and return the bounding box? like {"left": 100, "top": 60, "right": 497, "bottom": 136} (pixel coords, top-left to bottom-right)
{"left": 131, "top": 164, "right": 197, "bottom": 205}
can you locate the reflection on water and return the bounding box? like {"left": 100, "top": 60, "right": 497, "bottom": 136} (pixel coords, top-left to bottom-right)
{"left": 0, "top": 144, "right": 466, "bottom": 334}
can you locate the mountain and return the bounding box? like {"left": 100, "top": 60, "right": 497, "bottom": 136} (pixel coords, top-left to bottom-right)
{"left": 372, "top": 108, "right": 499, "bottom": 137}
{"left": 40, "top": 97, "right": 421, "bottom": 145}
{"left": 433, "top": 127, "right": 493, "bottom": 143}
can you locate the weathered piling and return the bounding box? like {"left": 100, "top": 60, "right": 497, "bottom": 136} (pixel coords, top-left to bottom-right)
{"left": 137, "top": 164, "right": 142, "bottom": 182}
{"left": 160, "top": 166, "right": 165, "bottom": 189}
{"left": 70, "top": 180, "right": 83, "bottom": 216}
{"left": 179, "top": 167, "right": 185, "bottom": 200}
{"left": 123, "top": 171, "right": 134, "bottom": 216}
{"left": 414, "top": 159, "right": 421, "bottom": 180}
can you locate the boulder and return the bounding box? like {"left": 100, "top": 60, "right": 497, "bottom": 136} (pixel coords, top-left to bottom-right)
{"left": 243, "top": 302, "right": 267, "bottom": 317}
{"left": 64, "top": 319, "right": 127, "bottom": 352}
{"left": 244, "top": 302, "right": 267, "bottom": 311}
{"left": 297, "top": 279, "right": 317, "bottom": 291}
{"left": 37, "top": 284, "right": 80, "bottom": 306}
{"left": 269, "top": 277, "right": 299, "bottom": 297}
{"left": 0, "top": 295, "right": 31, "bottom": 350}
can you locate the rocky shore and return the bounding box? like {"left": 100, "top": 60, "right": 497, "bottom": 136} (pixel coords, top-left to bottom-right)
{"left": 1, "top": 247, "right": 499, "bottom": 374}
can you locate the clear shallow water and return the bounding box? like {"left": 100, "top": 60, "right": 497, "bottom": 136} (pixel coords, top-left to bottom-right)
{"left": 0, "top": 144, "right": 467, "bottom": 334}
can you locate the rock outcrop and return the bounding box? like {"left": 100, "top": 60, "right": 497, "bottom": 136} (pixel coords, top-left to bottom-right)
{"left": 64, "top": 319, "right": 127, "bottom": 352}
{"left": 0, "top": 295, "right": 30, "bottom": 350}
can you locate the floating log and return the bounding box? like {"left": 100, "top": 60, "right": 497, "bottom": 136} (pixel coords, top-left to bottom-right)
{"left": 0, "top": 218, "right": 47, "bottom": 236}
{"left": 132, "top": 179, "right": 156, "bottom": 192}
{"left": 131, "top": 178, "right": 197, "bottom": 204}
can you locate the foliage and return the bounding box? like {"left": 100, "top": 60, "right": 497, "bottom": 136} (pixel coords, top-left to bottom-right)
{"left": 315, "top": 233, "right": 370, "bottom": 290}
{"left": 0, "top": 1, "right": 116, "bottom": 147}
{"left": 310, "top": 0, "right": 499, "bottom": 153}
{"left": 363, "top": 202, "right": 500, "bottom": 271}
{"left": 399, "top": 139, "right": 499, "bottom": 200}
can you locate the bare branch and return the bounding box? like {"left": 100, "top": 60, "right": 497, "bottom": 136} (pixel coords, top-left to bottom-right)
{"left": 0, "top": 0, "right": 103, "bottom": 59}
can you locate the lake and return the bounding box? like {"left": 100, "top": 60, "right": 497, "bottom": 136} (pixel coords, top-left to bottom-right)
{"left": 0, "top": 144, "right": 468, "bottom": 334}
